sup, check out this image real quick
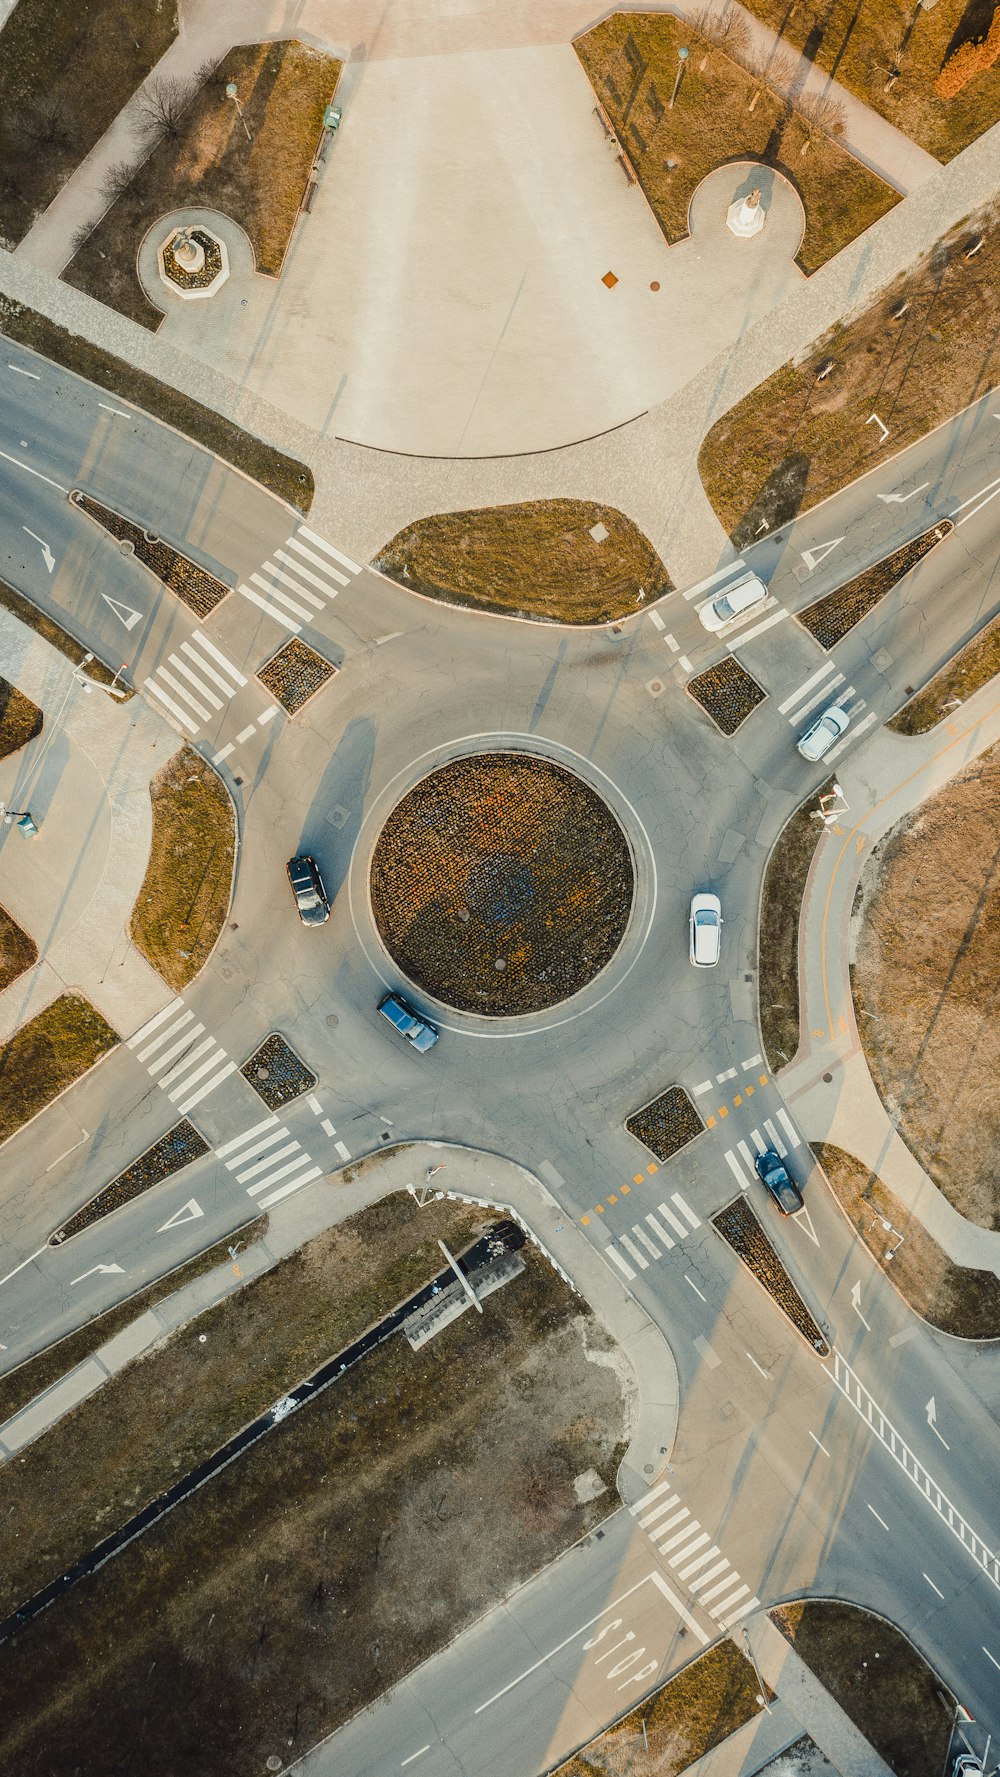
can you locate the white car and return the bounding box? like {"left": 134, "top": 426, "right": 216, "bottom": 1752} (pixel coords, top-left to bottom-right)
{"left": 698, "top": 573, "right": 768, "bottom": 633}
{"left": 796, "top": 704, "right": 849, "bottom": 761}
{"left": 689, "top": 892, "right": 722, "bottom": 967}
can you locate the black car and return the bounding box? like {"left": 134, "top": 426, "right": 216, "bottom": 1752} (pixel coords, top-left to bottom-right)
{"left": 754, "top": 1149, "right": 804, "bottom": 1215}
{"left": 286, "top": 854, "right": 330, "bottom": 926}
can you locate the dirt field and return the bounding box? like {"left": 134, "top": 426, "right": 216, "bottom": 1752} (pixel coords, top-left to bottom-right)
{"left": 129, "top": 747, "right": 235, "bottom": 990}
{"left": 851, "top": 742, "right": 1000, "bottom": 1229}
{"left": 0, "top": 1194, "right": 629, "bottom": 1775}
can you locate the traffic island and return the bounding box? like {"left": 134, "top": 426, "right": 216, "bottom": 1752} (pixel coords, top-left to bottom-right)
{"left": 257, "top": 638, "right": 337, "bottom": 715}
{"left": 0, "top": 994, "right": 118, "bottom": 1149}
{"left": 626, "top": 1086, "right": 704, "bottom": 1161}
{"left": 889, "top": 608, "right": 1000, "bottom": 734}
{"left": 687, "top": 656, "right": 766, "bottom": 735}
{"left": 799, "top": 521, "right": 953, "bottom": 650}
{"left": 758, "top": 781, "right": 832, "bottom": 1072}
{"left": 241, "top": 1034, "right": 317, "bottom": 1110}
{"left": 72, "top": 491, "right": 229, "bottom": 618}
{"left": 373, "top": 498, "right": 672, "bottom": 624}
{"left": 50, "top": 1120, "right": 209, "bottom": 1244}
{"left": 369, "top": 752, "right": 635, "bottom": 1015}
{"left": 713, "top": 1195, "right": 830, "bottom": 1353}
{"left": 129, "top": 748, "right": 236, "bottom": 992}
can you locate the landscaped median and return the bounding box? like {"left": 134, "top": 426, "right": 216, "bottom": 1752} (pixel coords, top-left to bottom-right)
{"left": 0, "top": 676, "right": 42, "bottom": 760}
{"left": 798, "top": 521, "right": 953, "bottom": 650}
{"left": 0, "top": 995, "right": 118, "bottom": 1149}
{"left": 129, "top": 747, "right": 236, "bottom": 992}
{"left": 626, "top": 1086, "right": 704, "bottom": 1161}
{"left": 758, "top": 782, "right": 832, "bottom": 1071}
{"left": 889, "top": 608, "right": 1000, "bottom": 734}
{"left": 72, "top": 493, "right": 229, "bottom": 618}
{"left": 687, "top": 656, "right": 766, "bottom": 735}
{"left": 713, "top": 1195, "right": 829, "bottom": 1353}
{"left": 373, "top": 499, "right": 672, "bottom": 624}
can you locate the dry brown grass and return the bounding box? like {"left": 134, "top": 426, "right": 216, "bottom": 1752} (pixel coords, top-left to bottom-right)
{"left": 0, "top": 904, "right": 37, "bottom": 994}
{"left": 759, "top": 783, "right": 831, "bottom": 1070}
{"left": 129, "top": 747, "right": 235, "bottom": 991}
{"left": 0, "top": 995, "right": 118, "bottom": 1148}
{"left": 742, "top": 0, "right": 1000, "bottom": 162}
{"left": 374, "top": 499, "right": 672, "bottom": 624}
{"left": 851, "top": 742, "right": 1000, "bottom": 1229}
{"left": 812, "top": 1142, "right": 1000, "bottom": 1337}
{"left": 0, "top": 676, "right": 42, "bottom": 760}
{"left": 772, "top": 1601, "right": 954, "bottom": 1777}
{"left": 63, "top": 41, "right": 341, "bottom": 328}
{"left": 574, "top": 13, "right": 900, "bottom": 277}
{"left": 554, "top": 1640, "right": 768, "bottom": 1777}
{"left": 889, "top": 608, "right": 1000, "bottom": 734}
{"left": 0, "top": 1196, "right": 628, "bottom": 1776}
{"left": 699, "top": 212, "right": 1000, "bottom": 542}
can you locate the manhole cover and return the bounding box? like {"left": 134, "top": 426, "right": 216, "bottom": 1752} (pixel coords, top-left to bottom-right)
{"left": 119, "top": 539, "right": 135, "bottom": 555}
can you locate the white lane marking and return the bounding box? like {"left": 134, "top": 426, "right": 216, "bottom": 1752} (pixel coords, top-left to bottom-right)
{"left": 238, "top": 582, "right": 301, "bottom": 633}
{"left": 307, "top": 1094, "right": 322, "bottom": 1113}
{"left": 956, "top": 482, "right": 1000, "bottom": 526}
{"left": 620, "top": 1234, "right": 649, "bottom": 1270}
{"left": 792, "top": 1205, "right": 820, "bottom": 1248}
{"left": 607, "top": 1247, "right": 636, "bottom": 1280}
{"left": 923, "top": 1573, "right": 945, "bottom": 1600}
{"left": 664, "top": 634, "right": 679, "bottom": 652}
{"left": 725, "top": 1150, "right": 748, "bottom": 1190}
{"left": 638, "top": 1494, "right": 681, "bottom": 1528}
{"left": 790, "top": 674, "right": 845, "bottom": 725}
{"left": 877, "top": 481, "right": 928, "bottom": 505}
{"left": 645, "top": 1213, "right": 675, "bottom": 1250}
{"left": 257, "top": 1166, "right": 324, "bottom": 1209}
{"left": 683, "top": 560, "right": 746, "bottom": 600}
{"left": 825, "top": 709, "right": 878, "bottom": 762}
{"left": 746, "top": 1352, "right": 771, "bottom": 1380}
{"left": 672, "top": 1191, "right": 701, "bottom": 1229}
{"left": 144, "top": 678, "right": 197, "bottom": 731}
{"left": 321, "top": 1117, "right": 336, "bottom": 1138}
{"left": 867, "top": 1503, "right": 890, "bottom": 1532}
{"left": 657, "top": 1202, "right": 689, "bottom": 1240}
{"left": 717, "top": 1067, "right": 737, "bottom": 1083}
{"left": 0, "top": 446, "right": 68, "bottom": 492}
{"left": 777, "top": 661, "right": 836, "bottom": 714}
{"left": 647, "top": 609, "right": 665, "bottom": 630}
{"left": 727, "top": 607, "right": 788, "bottom": 649}
{"left": 740, "top": 1052, "right": 762, "bottom": 1070}
{"left": 401, "top": 1749, "right": 431, "bottom": 1768}
{"left": 215, "top": 1114, "right": 279, "bottom": 1158}
{"left": 224, "top": 1128, "right": 288, "bottom": 1168}
{"left": 632, "top": 1225, "right": 661, "bottom": 1258}
{"left": 678, "top": 654, "right": 693, "bottom": 672}
{"left": 763, "top": 1117, "right": 788, "bottom": 1157}
{"left": 685, "top": 1275, "right": 706, "bottom": 1301}
{"left": 983, "top": 1646, "right": 1000, "bottom": 1674}
{"left": 334, "top": 1140, "right": 351, "bottom": 1161}
{"left": 693, "top": 1079, "right": 713, "bottom": 1096}
{"left": 234, "top": 724, "right": 255, "bottom": 744}
{"left": 8, "top": 363, "right": 40, "bottom": 379}
{"left": 97, "top": 402, "right": 130, "bottom": 418}
{"left": 297, "top": 524, "right": 361, "bottom": 574}
{"left": 128, "top": 999, "right": 183, "bottom": 1047}
{"left": 213, "top": 743, "right": 235, "bottom": 763}
{"left": 800, "top": 537, "right": 845, "bottom": 572}
{"left": 809, "top": 1431, "right": 831, "bottom": 1458}
{"left": 776, "top": 1108, "right": 801, "bottom": 1149}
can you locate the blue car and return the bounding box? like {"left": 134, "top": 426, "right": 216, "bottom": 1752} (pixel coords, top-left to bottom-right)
{"left": 378, "top": 992, "right": 439, "bottom": 1053}
{"left": 754, "top": 1149, "right": 803, "bottom": 1215}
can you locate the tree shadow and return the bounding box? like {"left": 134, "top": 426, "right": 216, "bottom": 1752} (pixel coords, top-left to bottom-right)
{"left": 730, "top": 452, "right": 811, "bottom": 553}
{"left": 944, "top": 0, "right": 998, "bottom": 65}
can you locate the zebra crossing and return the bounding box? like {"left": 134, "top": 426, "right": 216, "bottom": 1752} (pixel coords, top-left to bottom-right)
{"left": 215, "top": 1114, "right": 323, "bottom": 1210}
{"left": 778, "top": 658, "right": 877, "bottom": 760}
{"left": 684, "top": 560, "right": 790, "bottom": 652}
{"left": 127, "top": 1000, "right": 236, "bottom": 1116}
{"left": 723, "top": 1107, "right": 802, "bottom": 1193}
{"left": 143, "top": 629, "right": 251, "bottom": 738}
{"left": 630, "top": 1476, "right": 760, "bottom": 1629}
{"left": 239, "top": 525, "right": 362, "bottom": 633}
{"left": 605, "top": 1190, "right": 702, "bottom": 1282}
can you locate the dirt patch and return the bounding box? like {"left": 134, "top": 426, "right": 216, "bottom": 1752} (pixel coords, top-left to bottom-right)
{"left": 759, "top": 785, "right": 831, "bottom": 1071}
{"left": 0, "top": 1196, "right": 628, "bottom": 1775}
{"left": 73, "top": 492, "right": 229, "bottom": 618}
{"left": 741, "top": 0, "right": 1000, "bottom": 162}
{"left": 889, "top": 608, "right": 1000, "bottom": 734}
{"left": 373, "top": 498, "right": 672, "bottom": 624}
{"left": 370, "top": 752, "right": 635, "bottom": 1015}
{"left": 63, "top": 41, "right": 341, "bottom": 329}
{"left": 0, "top": 676, "right": 42, "bottom": 760}
{"left": 627, "top": 1086, "right": 704, "bottom": 1161}
{"left": 0, "top": 994, "right": 118, "bottom": 1149}
{"left": 811, "top": 1143, "right": 1000, "bottom": 1338}
{"left": 687, "top": 656, "right": 766, "bottom": 735}
{"left": 52, "top": 1120, "right": 210, "bottom": 1243}
{"left": 799, "top": 522, "right": 952, "bottom": 650}
{"left": 0, "top": 904, "right": 37, "bottom": 994}
{"left": 771, "top": 1600, "right": 954, "bottom": 1777}
{"left": 129, "top": 746, "right": 235, "bottom": 991}
{"left": 0, "top": 0, "right": 177, "bottom": 247}
{"left": 574, "top": 13, "right": 900, "bottom": 278}
{"left": 713, "top": 1195, "right": 829, "bottom": 1352}
{"left": 257, "top": 638, "right": 337, "bottom": 714}
{"left": 241, "top": 1033, "right": 317, "bottom": 1109}
{"left": 555, "top": 1639, "right": 769, "bottom": 1777}
{"left": 699, "top": 213, "right": 1000, "bottom": 538}
{"left": 851, "top": 743, "right": 1000, "bottom": 1229}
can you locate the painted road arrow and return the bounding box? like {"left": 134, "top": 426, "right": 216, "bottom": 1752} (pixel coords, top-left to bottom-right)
{"left": 877, "top": 482, "right": 929, "bottom": 505}
{"left": 22, "top": 526, "right": 55, "bottom": 573}
{"left": 799, "top": 537, "right": 844, "bottom": 572}
{"left": 157, "top": 1198, "right": 204, "bottom": 1232}
{"left": 70, "top": 1262, "right": 125, "bottom": 1286}
{"left": 926, "top": 1396, "right": 950, "bottom": 1449}
{"left": 850, "top": 1281, "right": 871, "bottom": 1330}
{"left": 101, "top": 593, "right": 143, "bottom": 631}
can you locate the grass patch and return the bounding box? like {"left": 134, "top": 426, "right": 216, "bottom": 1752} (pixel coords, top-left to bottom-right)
{"left": 52, "top": 1120, "right": 210, "bottom": 1243}
{"left": 799, "top": 521, "right": 952, "bottom": 650}
{"left": 555, "top": 1640, "right": 769, "bottom": 1777}
{"left": 851, "top": 743, "right": 1000, "bottom": 1230}
{"left": 771, "top": 1600, "right": 954, "bottom": 1777}
{"left": 257, "top": 637, "right": 337, "bottom": 713}
{"left": 0, "top": 1217, "right": 267, "bottom": 1427}
{"left": 0, "top": 905, "right": 37, "bottom": 993}
{"left": 811, "top": 1142, "right": 1000, "bottom": 1338}
{"left": 0, "top": 676, "right": 42, "bottom": 759}
{"left": 64, "top": 41, "right": 341, "bottom": 329}
{"left": 889, "top": 608, "right": 1000, "bottom": 734}
{"left": 374, "top": 498, "right": 672, "bottom": 624}
{"left": 0, "top": 297, "right": 313, "bottom": 512}
{"left": 759, "top": 783, "right": 831, "bottom": 1071}
{"left": 130, "top": 747, "right": 235, "bottom": 992}
{"left": 574, "top": 13, "right": 900, "bottom": 278}
{"left": 0, "top": 994, "right": 118, "bottom": 1149}
{"left": 73, "top": 492, "right": 229, "bottom": 618}
{"left": 626, "top": 1085, "right": 704, "bottom": 1161}
{"left": 741, "top": 0, "right": 1000, "bottom": 162}
{"left": 0, "top": 1196, "right": 627, "bottom": 1773}
{"left": 699, "top": 212, "right": 1000, "bottom": 540}
{"left": 0, "top": 577, "right": 133, "bottom": 694}
{"left": 714, "top": 1195, "right": 829, "bottom": 1352}
{"left": 687, "top": 656, "right": 766, "bottom": 734}
{"left": 0, "top": 0, "right": 177, "bottom": 246}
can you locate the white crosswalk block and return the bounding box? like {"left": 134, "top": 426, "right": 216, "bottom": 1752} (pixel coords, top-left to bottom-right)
{"left": 671, "top": 1191, "right": 701, "bottom": 1229}
{"left": 763, "top": 1118, "right": 788, "bottom": 1158}
{"left": 725, "top": 1149, "right": 749, "bottom": 1190}
{"left": 215, "top": 1118, "right": 324, "bottom": 1207}
{"left": 777, "top": 1108, "right": 801, "bottom": 1149}
{"left": 726, "top": 605, "right": 789, "bottom": 650}
{"left": 242, "top": 526, "right": 362, "bottom": 632}
{"left": 657, "top": 1200, "right": 689, "bottom": 1239}
{"left": 645, "top": 1212, "right": 675, "bottom": 1250}
{"left": 629, "top": 1486, "right": 758, "bottom": 1625}
{"left": 631, "top": 1224, "right": 661, "bottom": 1258}
{"left": 683, "top": 560, "right": 747, "bottom": 601}
{"left": 778, "top": 660, "right": 836, "bottom": 716}
{"left": 826, "top": 708, "right": 878, "bottom": 762}
{"left": 128, "top": 1000, "right": 183, "bottom": 1049}
{"left": 605, "top": 1194, "right": 702, "bottom": 1275}
{"left": 129, "top": 994, "right": 235, "bottom": 1115}
{"left": 297, "top": 524, "right": 361, "bottom": 576}
{"left": 788, "top": 672, "right": 845, "bottom": 725}
{"left": 620, "top": 1233, "right": 650, "bottom": 1270}
{"left": 143, "top": 631, "right": 249, "bottom": 737}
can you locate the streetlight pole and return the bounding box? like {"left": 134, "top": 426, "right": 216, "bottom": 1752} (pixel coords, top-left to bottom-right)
{"left": 225, "top": 82, "right": 252, "bottom": 143}
{"left": 669, "top": 45, "right": 689, "bottom": 109}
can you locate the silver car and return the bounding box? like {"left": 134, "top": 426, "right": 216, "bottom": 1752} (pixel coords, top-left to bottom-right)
{"left": 797, "top": 705, "right": 849, "bottom": 761}
{"left": 689, "top": 892, "right": 722, "bottom": 967}
{"left": 698, "top": 573, "right": 768, "bottom": 633}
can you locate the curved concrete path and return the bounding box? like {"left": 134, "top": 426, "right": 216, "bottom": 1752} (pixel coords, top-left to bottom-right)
{"left": 779, "top": 676, "right": 1000, "bottom": 1274}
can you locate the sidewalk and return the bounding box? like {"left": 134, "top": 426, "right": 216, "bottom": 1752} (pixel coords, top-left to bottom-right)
{"left": 780, "top": 677, "right": 1000, "bottom": 1274}
{"left": 0, "top": 1142, "right": 679, "bottom": 1499}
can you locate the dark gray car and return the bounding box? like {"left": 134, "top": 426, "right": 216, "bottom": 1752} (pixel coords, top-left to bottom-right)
{"left": 286, "top": 855, "right": 329, "bottom": 926}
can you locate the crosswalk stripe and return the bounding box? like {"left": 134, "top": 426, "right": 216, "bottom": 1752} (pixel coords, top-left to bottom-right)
{"left": 237, "top": 1140, "right": 300, "bottom": 1183}
{"left": 689, "top": 1559, "right": 731, "bottom": 1594}
{"left": 144, "top": 677, "right": 198, "bottom": 731}
{"left": 168, "top": 654, "right": 223, "bottom": 710}
{"left": 607, "top": 1245, "right": 636, "bottom": 1281}
{"left": 741, "top": 1053, "right": 762, "bottom": 1070}
{"left": 297, "top": 525, "right": 361, "bottom": 575}
{"left": 238, "top": 583, "right": 301, "bottom": 633}
{"left": 700, "top": 1569, "right": 743, "bottom": 1604}
{"left": 161, "top": 1039, "right": 219, "bottom": 1092}
{"left": 693, "top": 1079, "right": 713, "bottom": 1096}
{"left": 672, "top": 1191, "right": 701, "bottom": 1229}
{"left": 724, "top": 1150, "right": 748, "bottom": 1190}
{"left": 155, "top": 667, "right": 212, "bottom": 721}
{"left": 249, "top": 573, "right": 316, "bottom": 622}
{"left": 831, "top": 683, "right": 856, "bottom": 708}
{"left": 778, "top": 660, "right": 836, "bottom": 715}
{"left": 334, "top": 1140, "right": 352, "bottom": 1162}
{"left": 651, "top": 1509, "right": 692, "bottom": 1543}
{"left": 631, "top": 1477, "right": 675, "bottom": 1513}
{"left": 668, "top": 1530, "right": 710, "bottom": 1566}
{"left": 657, "top": 1202, "right": 689, "bottom": 1239}
{"left": 283, "top": 536, "right": 351, "bottom": 586}
{"left": 264, "top": 561, "right": 326, "bottom": 608}
{"left": 215, "top": 1114, "right": 279, "bottom": 1158}
{"left": 179, "top": 642, "right": 239, "bottom": 699}
{"left": 148, "top": 1024, "right": 208, "bottom": 1076}
{"left": 224, "top": 1128, "right": 288, "bottom": 1168}
{"left": 710, "top": 1582, "right": 750, "bottom": 1619}
{"left": 827, "top": 709, "right": 877, "bottom": 762}
{"left": 737, "top": 1140, "right": 756, "bottom": 1172}
{"left": 678, "top": 1544, "right": 720, "bottom": 1580}
{"left": 722, "top": 1595, "right": 760, "bottom": 1628}
{"left": 639, "top": 1494, "right": 681, "bottom": 1528}
{"left": 190, "top": 632, "right": 247, "bottom": 686}
{"left": 790, "top": 673, "right": 845, "bottom": 725}
{"left": 727, "top": 606, "right": 788, "bottom": 650}
{"left": 645, "top": 1213, "right": 675, "bottom": 1250}
{"left": 128, "top": 1000, "right": 183, "bottom": 1048}
{"left": 763, "top": 1118, "right": 788, "bottom": 1158}
{"left": 274, "top": 548, "right": 342, "bottom": 597}
{"left": 246, "top": 1152, "right": 313, "bottom": 1195}
{"left": 257, "top": 1166, "right": 324, "bottom": 1210}
{"left": 176, "top": 1060, "right": 236, "bottom": 1113}
{"left": 632, "top": 1224, "right": 660, "bottom": 1258}
{"left": 777, "top": 1108, "right": 801, "bottom": 1149}
{"left": 683, "top": 560, "right": 746, "bottom": 601}
{"left": 136, "top": 1010, "right": 193, "bottom": 1062}
{"left": 661, "top": 1520, "right": 702, "bottom": 1554}
{"left": 749, "top": 1128, "right": 767, "bottom": 1154}
{"left": 647, "top": 608, "right": 665, "bottom": 630}
{"left": 620, "top": 1234, "right": 649, "bottom": 1269}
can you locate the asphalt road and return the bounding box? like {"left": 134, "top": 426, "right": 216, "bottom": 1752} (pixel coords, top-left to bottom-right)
{"left": 0, "top": 348, "right": 999, "bottom": 1764}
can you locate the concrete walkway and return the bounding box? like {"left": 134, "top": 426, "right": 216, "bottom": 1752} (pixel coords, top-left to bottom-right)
{"left": 780, "top": 676, "right": 1000, "bottom": 1273}
{"left": 0, "top": 609, "right": 178, "bottom": 1040}
{"left": 0, "top": 1142, "right": 679, "bottom": 1501}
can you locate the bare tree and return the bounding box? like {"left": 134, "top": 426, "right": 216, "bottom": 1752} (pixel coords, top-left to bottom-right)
{"left": 798, "top": 88, "right": 848, "bottom": 137}
{"left": 691, "top": 1, "right": 752, "bottom": 58}
{"left": 136, "top": 75, "right": 196, "bottom": 148}
{"left": 100, "top": 159, "right": 136, "bottom": 208}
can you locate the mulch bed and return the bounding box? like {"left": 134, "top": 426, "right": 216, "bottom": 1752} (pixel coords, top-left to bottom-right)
{"left": 687, "top": 656, "right": 766, "bottom": 735}
{"left": 257, "top": 639, "right": 337, "bottom": 715}
{"left": 799, "top": 522, "right": 953, "bottom": 650}
{"left": 72, "top": 491, "right": 228, "bottom": 619}
{"left": 241, "top": 1034, "right": 316, "bottom": 1109}
{"left": 0, "top": 677, "right": 42, "bottom": 761}
{"left": 626, "top": 1086, "right": 703, "bottom": 1161}
{"left": 713, "top": 1195, "right": 829, "bottom": 1353}
{"left": 50, "top": 1121, "right": 210, "bottom": 1243}
{"left": 370, "top": 753, "right": 634, "bottom": 1015}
